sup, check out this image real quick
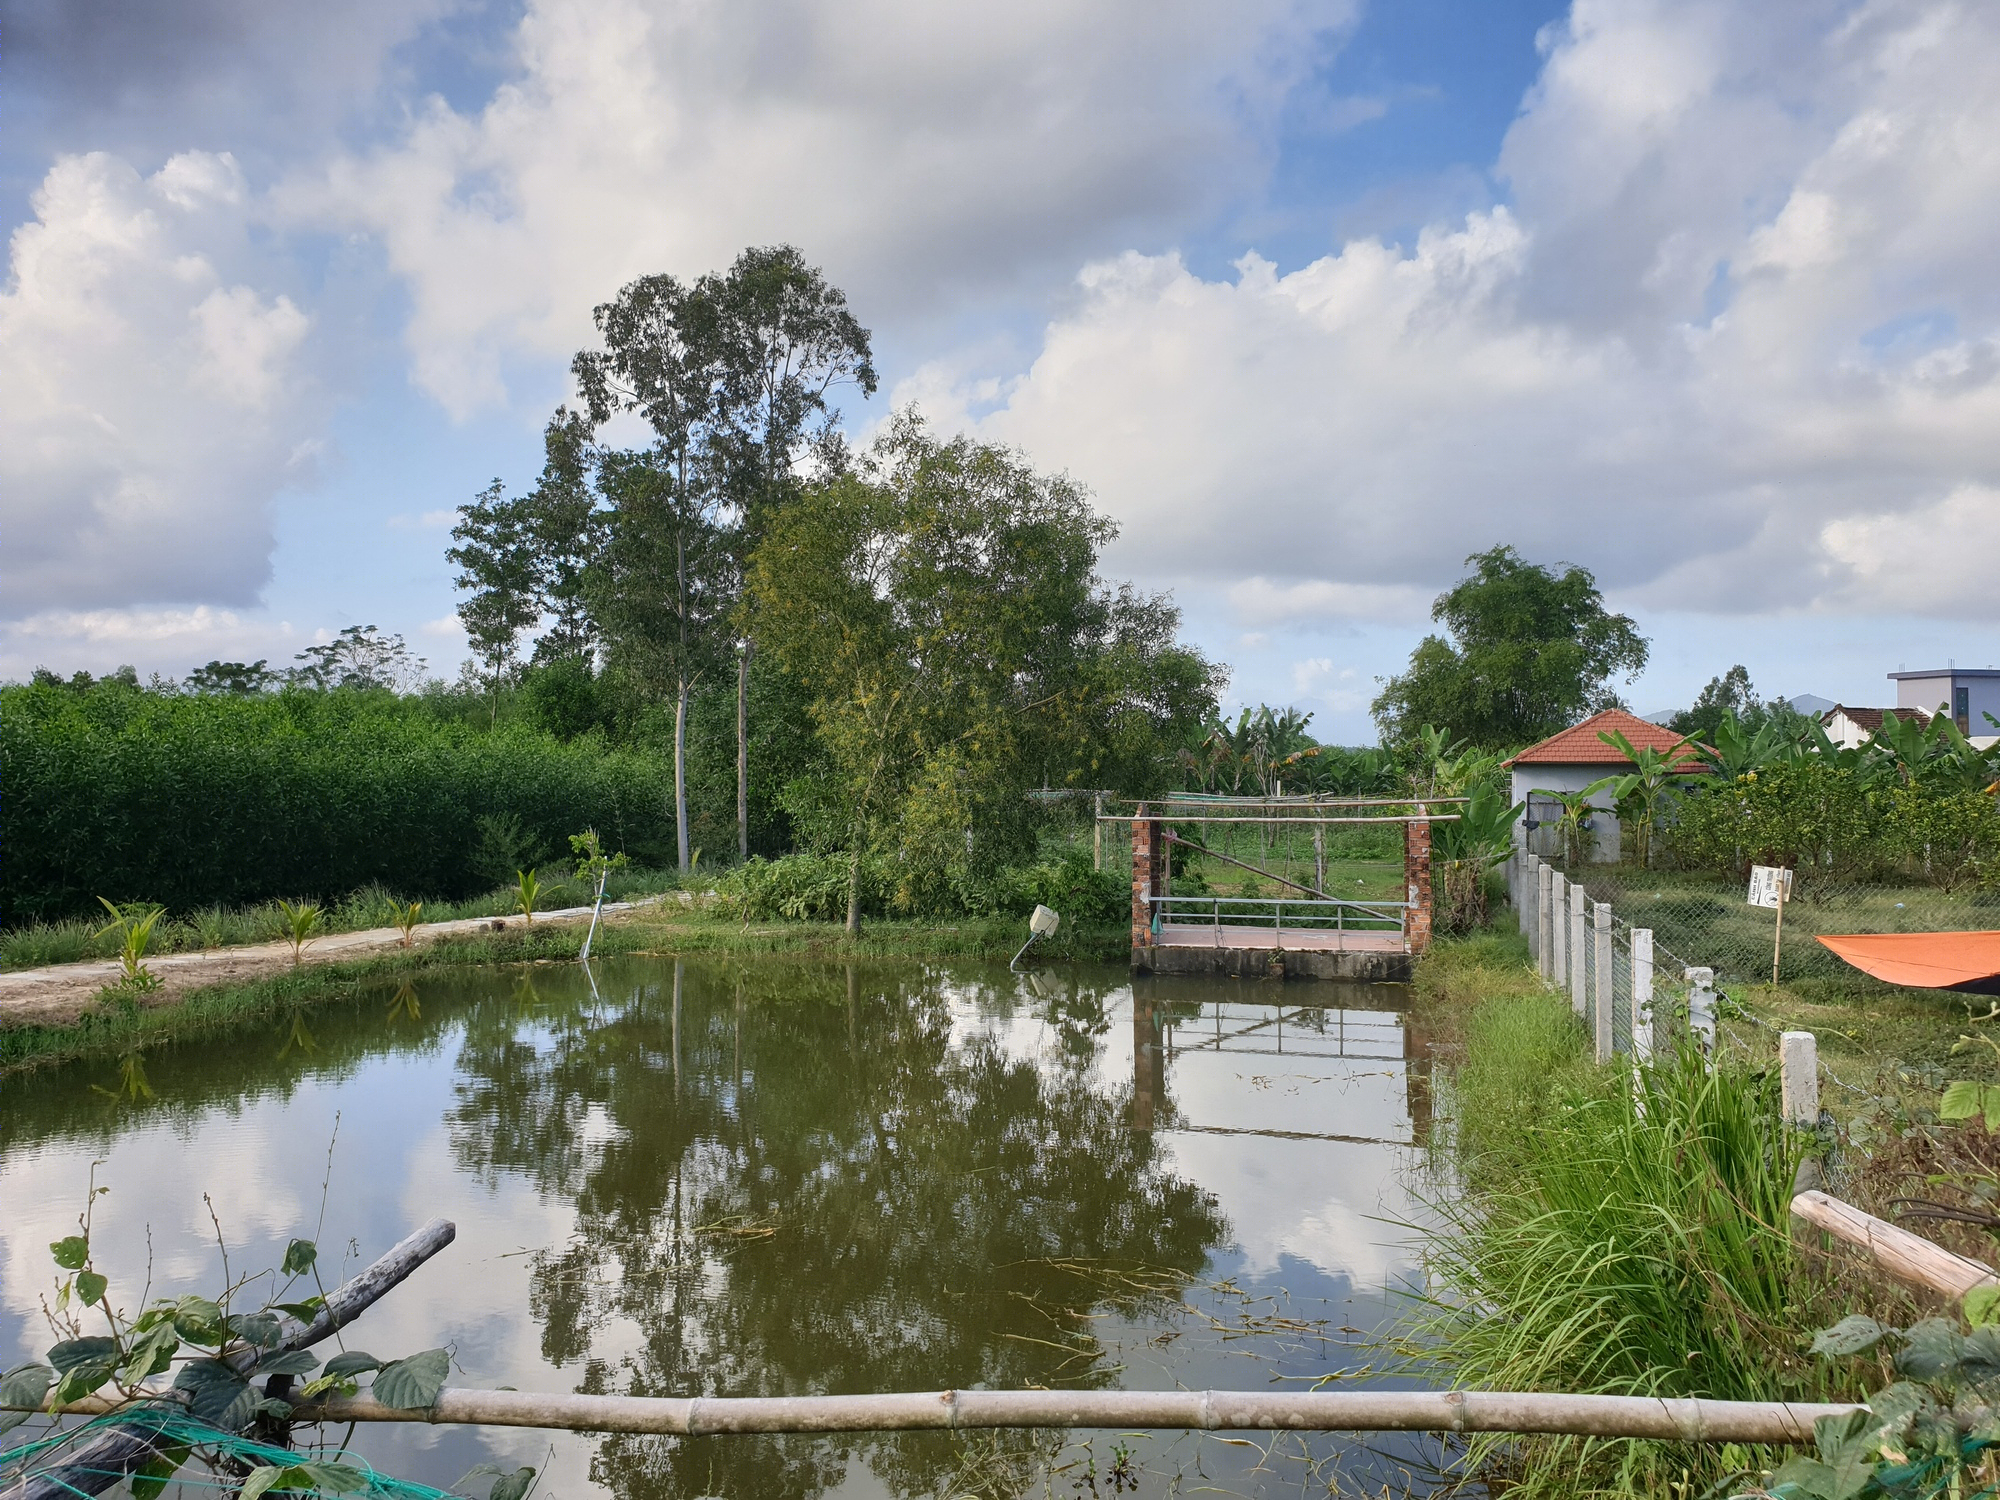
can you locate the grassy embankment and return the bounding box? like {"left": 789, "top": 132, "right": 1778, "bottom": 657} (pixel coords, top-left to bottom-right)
{"left": 0, "top": 902, "right": 1129, "bottom": 1073}
{"left": 1408, "top": 931, "right": 1899, "bottom": 1499}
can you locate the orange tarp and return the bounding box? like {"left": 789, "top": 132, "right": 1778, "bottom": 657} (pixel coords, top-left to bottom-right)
{"left": 1817, "top": 931, "right": 2000, "bottom": 995}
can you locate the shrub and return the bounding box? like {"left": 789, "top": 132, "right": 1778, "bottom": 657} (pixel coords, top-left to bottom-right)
{"left": 714, "top": 852, "right": 893, "bottom": 922}
{"left": 0, "top": 682, "right": 675, "bottom": 924}
{"left": 992, "top": 848, "right": 1127, "bottom": 925}
{"left": 1667, "top": 760, "right": 1875, "bottom": 879}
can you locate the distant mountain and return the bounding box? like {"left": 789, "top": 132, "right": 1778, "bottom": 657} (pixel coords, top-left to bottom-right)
{"left": 1638, "top": 709, "right": 1679, "bottom": 726}
{"left": 1785, "top": 693, "right": 1836, "bottom": 718}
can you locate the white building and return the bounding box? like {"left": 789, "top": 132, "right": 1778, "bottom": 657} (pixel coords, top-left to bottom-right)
{"left": 1505, "top": 708, "right": 1705, "bottom": 863}
{"left": 1889, "top": 667, "right": 2000, "bottom": 747}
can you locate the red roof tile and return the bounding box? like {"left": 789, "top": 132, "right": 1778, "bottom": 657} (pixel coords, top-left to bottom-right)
{"left": 1504, "top": 709, "right": 1707, "bottom": 771}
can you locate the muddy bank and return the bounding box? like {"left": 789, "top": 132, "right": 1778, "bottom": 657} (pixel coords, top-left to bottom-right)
{"left": 0, "top": 899, "right": 662, "bottom": 1028}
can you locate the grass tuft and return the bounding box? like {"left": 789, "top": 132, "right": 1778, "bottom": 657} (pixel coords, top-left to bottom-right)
{"left": 1413, "top": 934, "right": 1870, "bottom": 1497}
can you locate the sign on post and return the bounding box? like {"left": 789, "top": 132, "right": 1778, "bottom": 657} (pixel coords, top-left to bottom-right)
{"left": 1747, "top": 864, "right": 1794, "bottom": 984}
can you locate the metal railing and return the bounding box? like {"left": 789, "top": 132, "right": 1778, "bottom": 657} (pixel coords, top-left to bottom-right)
{"left": 1144, "top": 893, "right": 1409, "bottom": 944}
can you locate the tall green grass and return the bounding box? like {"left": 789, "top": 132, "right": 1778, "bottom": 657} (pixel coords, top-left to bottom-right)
{"left": 1421, "top": 966, "right": 1862, "bottom": 1496}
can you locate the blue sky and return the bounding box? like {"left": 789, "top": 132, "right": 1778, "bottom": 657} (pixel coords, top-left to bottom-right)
{"left": 5, "top": 0, "right": 1998, "bottom": 740}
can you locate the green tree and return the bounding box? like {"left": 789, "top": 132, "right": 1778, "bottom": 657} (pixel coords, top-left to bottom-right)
{"left": 588, "top": 447, "right": 734, "bottom": 869}
{"left": 449, "top": 410, "right": 605, "bottom": 699}
{"left": 288, "top": 625, "right": 425, "bottom": 692}
{"left": 572, "top": 275, "right": 733, "bottom": 871}
{"left": 747, "top": 416, "right": 1218, "bottom": 932}
{"left": 1371, "top": 546, "right": 1649, "bottom": 748}
{"left": 1671, "top": 664, "right": 1764, "bottom": 740}
{"left": 704, "top": 246, "right": 876, "bottom": 864}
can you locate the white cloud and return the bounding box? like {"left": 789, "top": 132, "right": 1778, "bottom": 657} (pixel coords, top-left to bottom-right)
{"left": 0, "top": 605, "right": 302, "bottom": 680}
{"left": 0, "top": 151, "right": 323, "bottom": 618}
{"left": 923, "top": 0, "right": 2000, "bottom": 619}
{"left": 387, "top": 509, "right": 460, "bottom": 532}
{"left": 288, "top": 0, "right": 1355, "bottom": 416}
{"left": 1230, "top": 576, "right": 1432, "bottom": 627}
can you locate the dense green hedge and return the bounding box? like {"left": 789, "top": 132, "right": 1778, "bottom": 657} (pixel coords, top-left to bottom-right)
{"left": 1, "top": 683, "right": 676, "bottom": 924}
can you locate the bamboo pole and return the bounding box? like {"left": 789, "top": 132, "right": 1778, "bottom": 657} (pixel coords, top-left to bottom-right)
{"left": 269, "top": 1388, "right": 1862, "bottom": 1442}
{"left": 1791, "top": 1190, "right": 2000, "bottom": 1299}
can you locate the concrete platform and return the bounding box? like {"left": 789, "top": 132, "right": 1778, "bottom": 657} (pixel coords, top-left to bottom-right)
{"left": 1132, "top": 942, "right": 1413, "bottom": 983}
{"left": 1152, "top": 924, "right": 1402, "bottom": 953}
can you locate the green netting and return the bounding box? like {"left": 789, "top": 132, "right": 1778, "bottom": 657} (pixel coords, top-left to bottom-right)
{"left": 1, "top": 1400, "right": 456, "bottom": 1499}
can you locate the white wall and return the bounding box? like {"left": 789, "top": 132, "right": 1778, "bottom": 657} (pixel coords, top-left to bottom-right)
{"left": 1511, "top": 765, "right": 1622, "bottom": 862}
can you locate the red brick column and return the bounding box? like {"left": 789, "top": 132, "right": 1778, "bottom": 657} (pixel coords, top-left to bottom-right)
{"left": 1404, "top": 817, "right": 1434, "bottom": 956}
{"left": 1131, "top": 813, "right": 1162, "bottom": 949}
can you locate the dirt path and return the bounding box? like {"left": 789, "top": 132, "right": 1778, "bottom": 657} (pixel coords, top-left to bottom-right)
{"left": 0, "top": 899, "right": 665, "bottom": 1029}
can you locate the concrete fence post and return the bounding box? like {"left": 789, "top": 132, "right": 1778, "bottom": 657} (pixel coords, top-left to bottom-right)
{"left": 1536, "top": 862, "right": 1554, "bottom": 976}
{"left": 1686, "top": 967, "right": 1717, "bottom": 1063}
{"left": 1631, "top": 929, "right": 1654, "bottom": 1062}
{"left": 1594, "top": 903, "right": 1614, "bottom": 1063}
{"left": 1569, "top": 882, "right": 1588, "bottom": 1017}
{"left": 1549, "top": 872, "right": 1567, "bottom": 988}
{"left": 1781, "top": 1031, "right": 1820, "bottom": 1128}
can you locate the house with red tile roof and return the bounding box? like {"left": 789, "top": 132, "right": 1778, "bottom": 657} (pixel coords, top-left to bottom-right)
{"left": 1502, "top": 709, "right": 1703, "bottom": 862}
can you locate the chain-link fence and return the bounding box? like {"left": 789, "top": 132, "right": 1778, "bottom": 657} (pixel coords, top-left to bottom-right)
{"left": 1546, "top": 862, "right": 1999, "bottom": 987}
{"left": 1506, "top": 850, "right": 1712, "bottom": 1062}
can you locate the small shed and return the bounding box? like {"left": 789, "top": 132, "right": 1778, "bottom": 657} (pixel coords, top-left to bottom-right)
{"left": 1504, "top": 709, "right": 1704, "bottom": 863}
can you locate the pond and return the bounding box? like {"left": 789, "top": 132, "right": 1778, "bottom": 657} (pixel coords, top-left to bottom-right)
{"left": 0, "top": 956, "right": 1450, "bottom": 1498}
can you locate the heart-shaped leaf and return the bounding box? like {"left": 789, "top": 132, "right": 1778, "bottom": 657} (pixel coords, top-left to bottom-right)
{"left": 117, "top": 1322, "right": 180, "bottom": 1384}
{"left": 227, "top": 1312, "right": 283, "bottom": 1349}
{"left": 294, "top": 1461, "right": 369, "bottom": 1494}
{"left": 173, "top": 1358, "right": 255, "bottom": 1430}
{"left": 0, "top": 1364, "right": 54, "bottom": 1437}
{"left": 371, "top": 1348, "right": 449, "bottom": 1410}
{"left": 280, "top": 1239, "right": 318, "bottom": 1277}
{"left": 254, "top": 1349, "right": 320, "bottom": 1378}
{"left": 321, "top": 1351, "right": 382, "bottom": 1379}
{"left": 172, "top": 1296, "right": 225, "bottom": 1344}
{"left": 239, "top": 1465, "right": 288, "bottom": 1500}
{"left": 50, "top": 1236, "right": 89, "bottom": 1271}
{"left": 1812, "top": 1315, "right": 1893, "bottom": 1358}
{"left": 130, "top": 1444, "right": 190, "bottom": 1500}
{"left": 76, "top": 1270, "right": 108, "bottom": 1307}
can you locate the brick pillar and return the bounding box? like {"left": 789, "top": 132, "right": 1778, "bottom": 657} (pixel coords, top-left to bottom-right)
{"left": 1131, "top": 813, "right": 1158, "bottom": 950}
{"left": 1404, "top": 817, "right": 1434, "bottom": 956}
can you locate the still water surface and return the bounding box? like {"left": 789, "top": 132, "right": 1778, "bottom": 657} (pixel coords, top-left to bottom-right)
{"left": 0, "top": 957, "right": 1446, "bottom": 1497}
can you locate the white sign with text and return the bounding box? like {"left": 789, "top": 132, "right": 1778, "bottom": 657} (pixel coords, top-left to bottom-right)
{"left": 1747, "top": 865, "right": 1793, "bottom": 910}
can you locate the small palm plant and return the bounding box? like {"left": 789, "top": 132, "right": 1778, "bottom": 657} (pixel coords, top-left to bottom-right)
{"left": 93, "top": 898, "right": 165, "bottom": 992}
{"left": 515, "top": 869, "right": 541, "bottom": 924}
{"left": 276, "top": 899, "right": 322, "bottom": 966}
{"left": 393, "top": 901, "right": 423, "bottom": 949}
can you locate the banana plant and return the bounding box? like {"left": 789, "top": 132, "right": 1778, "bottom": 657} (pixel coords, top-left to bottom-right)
{"left": 1430, "top": 783, "right": 1524, "bottom": 865}
{"left": 1539, "top": 787, "right": 1599, "bottom": 866}
{"left": 1583, "top": 728, "right": 1696, "bottom": 868}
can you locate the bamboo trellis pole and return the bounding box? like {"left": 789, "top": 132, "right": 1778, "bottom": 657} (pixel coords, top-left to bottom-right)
{"left": 271, "top": 1388, "right": 1859, "bottom": 1442}
{"left": 19, "top": 1390, "right": 1863, "bottom": 1444}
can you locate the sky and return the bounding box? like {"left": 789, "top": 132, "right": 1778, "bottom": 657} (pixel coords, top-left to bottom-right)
{"left": 5, "top": 0, "right": 1999, "bottom": 741}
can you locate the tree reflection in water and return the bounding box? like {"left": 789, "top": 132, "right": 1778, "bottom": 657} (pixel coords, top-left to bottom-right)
{"left": 446, "top": 958, "right": 1228, "bottom": 1500}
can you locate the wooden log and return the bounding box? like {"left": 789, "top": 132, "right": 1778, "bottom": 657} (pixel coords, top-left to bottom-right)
{"left": 268, "top": 1387, "right": 1859, "bottom": 1443}
{"left": 2, "top": 1220, "right": 455, "bottom": 1500}
{"left": 1791, "top": 1190, "right": 1999, "bottom": 1299}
